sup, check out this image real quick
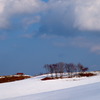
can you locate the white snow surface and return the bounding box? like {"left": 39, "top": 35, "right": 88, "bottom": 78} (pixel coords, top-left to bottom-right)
{"left": 0, "top": 73, "right": 100, "bottom": 100}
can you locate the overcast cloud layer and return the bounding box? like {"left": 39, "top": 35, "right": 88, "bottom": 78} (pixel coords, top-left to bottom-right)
{"left": 0, "top": 0, "right": 100, "bottom": 32}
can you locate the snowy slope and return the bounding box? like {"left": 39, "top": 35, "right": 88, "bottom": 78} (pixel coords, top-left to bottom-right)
{"left": 2, "top": 82, "right": 100, "bottom": 100}
{"left": 0, "top": 73, "right": 100, "bottom": 100}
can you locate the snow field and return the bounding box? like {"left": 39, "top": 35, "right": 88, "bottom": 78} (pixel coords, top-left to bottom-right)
{"left": 0, "top": 72, "right": 100, "bottom": 100}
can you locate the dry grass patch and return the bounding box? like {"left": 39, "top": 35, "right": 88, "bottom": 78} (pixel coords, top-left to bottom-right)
{"left": 0, "top": 75, "right": 31, "bottom": 83}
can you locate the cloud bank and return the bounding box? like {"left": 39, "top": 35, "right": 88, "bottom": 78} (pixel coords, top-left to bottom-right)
{"left": 0, "top": 0, "right": 100, "bottom": 33}
{"left": 0, "top": 0, "right": 46, "bottom": 29}
{"left": 40, "top": 0, "right": 100, "bottom": 37}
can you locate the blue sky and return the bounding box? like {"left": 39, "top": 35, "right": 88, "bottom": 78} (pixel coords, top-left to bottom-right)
{"left": 0, "top": 0, "right": 100, "bottom": 75}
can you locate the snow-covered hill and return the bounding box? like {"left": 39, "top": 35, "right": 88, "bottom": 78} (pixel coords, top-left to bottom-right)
{"left": 0, "top": 72, "right": 100, "bottom": 100}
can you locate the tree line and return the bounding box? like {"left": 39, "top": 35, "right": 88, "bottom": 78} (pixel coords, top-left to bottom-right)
{"left": 44, "top": 62, "right": 88, "bottom": 78}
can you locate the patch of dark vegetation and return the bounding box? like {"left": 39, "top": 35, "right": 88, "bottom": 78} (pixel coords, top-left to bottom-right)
{"left": 78, "top": 72, "right": 96, "bottom": 77}
{"left": 41, "top": 77, "right": 61, "bottom": 81}
{"left": 0, "top": 75, "right": 31, "bottom": 83}
{"left": 41, "top": 77, "right": 55, "bottom": 80}
{"left": 41, "top": 72, "right": 97, "bottom": 81}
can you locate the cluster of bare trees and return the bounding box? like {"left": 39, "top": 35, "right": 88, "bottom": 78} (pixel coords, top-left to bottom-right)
{"left": 44, "top": 62, "right": 88, "bottom": 78}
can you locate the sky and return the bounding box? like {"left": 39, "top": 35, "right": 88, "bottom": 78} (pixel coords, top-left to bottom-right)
{"left": 0, "top": 0, "right": 100, "bottom": 75}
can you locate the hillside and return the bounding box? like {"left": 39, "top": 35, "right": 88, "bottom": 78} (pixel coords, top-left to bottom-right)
{"left": 0, "top": 72, "right": 100, "bottom": 100}
{"left": 3, "top": 82, "right": 100, "bottom": 100}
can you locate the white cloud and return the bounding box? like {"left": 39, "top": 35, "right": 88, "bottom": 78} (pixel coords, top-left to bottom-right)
{"left": 91, "top": 46, "right": 100, "bottom": 53}
{"left": 1, "top": 0, "right": 100, "bottom": 32}
{"left": 22, "top": 16, "right": 40, "bottom": 29}
{"left": 40, "top": 0, "right": 100, "bottom": 36}
{"left": 5, "top": 0, "right": 46, "bottom": 14}
{"left": 0, "top": 1, "right": 5, "bottom": 13}
{"left": 74, "top": 0, "right": 100, "bottom": 31}
{"left": 49, "top": 35, "right": 100, "bottom": 54}
{"left": 0, "top": 0, "right": 46, "bottom": 28}
{"left": 71, "top": 37, "right": 100, "bottom": 54}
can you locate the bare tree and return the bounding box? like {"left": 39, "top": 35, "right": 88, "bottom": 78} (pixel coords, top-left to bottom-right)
{"left": 53, "top": 64, "right": 59, "bottom": 78}
{"left": 44, "top": 62, "right": 89, "bottom": 78}
{"left": 44, "top": 64, "right": 55, "bottom": 78}
{"left": 57, "top": 62, "right": 65, "bottom": 78}
{"left": 77, "top": 63, "right": 88, "bottom": 75}
{"left": 65, "top": 63, "right": 76, "bottom": 77}
{"left": 68, "top": 63, "right": 76, "bottom": 77}
{"left": 49, "top": 64, "right": 54, "bottom": 78}
{"left": 44, "top": 64, "right": 49, "bottom": 74}
{"left": 65, "top": 63, "right": 71, "bottom": 76}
